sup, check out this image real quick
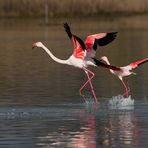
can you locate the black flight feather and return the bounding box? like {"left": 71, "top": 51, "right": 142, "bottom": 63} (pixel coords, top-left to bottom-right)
{"left": 93, "top": 32, "right": 117, "bottom": 50}
{"left": 93, "top": 58, "right": 121, "bottom": 71}
{"left": 64, "top": 23, "right": 72, "bottom": 39}
{"left": 64, "top": 22, "right": 86, "bottom": 51}
{"left": 74, "top": 35, "right": 86, "bottom": 50}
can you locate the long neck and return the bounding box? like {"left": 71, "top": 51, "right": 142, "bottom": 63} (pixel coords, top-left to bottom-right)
{"left": 41, "top": 44, "right": 68, "bottom": 64}
{"left": 104, "top": 58, "right": 115, "bottom": 74}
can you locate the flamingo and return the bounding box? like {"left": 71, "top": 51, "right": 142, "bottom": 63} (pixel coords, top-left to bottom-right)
{"left": 63, "top": 23, "right": 120, "bottom": 99}
{"left": 100, "top": 56, "right": 148, "bottom": 97}
{"left": 32, "top": 23, "right": 119, "bottom": 104}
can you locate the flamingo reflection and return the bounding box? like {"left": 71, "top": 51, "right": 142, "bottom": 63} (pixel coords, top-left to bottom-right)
{"left": 100, "top": 108, "right": 139, "bottom": 147}
{"left": 74, "top": 114, "right": 96, "bottom": 148}
{"left": 36, "top": 105, "right": 98, "bottom": 148}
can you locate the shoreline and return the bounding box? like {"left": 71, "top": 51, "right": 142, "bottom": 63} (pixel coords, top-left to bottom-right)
{"left": 0, "top": 14, "right": 148, "bottom": 30}
{"left": 0, "top": 11, "right": 147, "bottom": 18}
{"left": 0, "top": 0, "right": 148, "bottom": 17}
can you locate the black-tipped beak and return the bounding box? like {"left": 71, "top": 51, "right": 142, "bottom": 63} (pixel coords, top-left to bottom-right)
{"left": 32, "top": 43, "right": 36, "bottom": 49}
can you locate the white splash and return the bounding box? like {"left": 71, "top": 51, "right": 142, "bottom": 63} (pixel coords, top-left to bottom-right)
{"left": 108, "top": 95, "right": 134, "bottom": 109}
{"left": 82, "top": 97, "right": 99, "bottom": 110}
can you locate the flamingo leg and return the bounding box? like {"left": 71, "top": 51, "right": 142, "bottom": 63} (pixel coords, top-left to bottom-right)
{"left": 120, "top": 78, "right": 129, "bottom": 97}
{"left": 124, "top": 77, "right": 131, "bottom": 94}
{"left": 79, "top": 67, "right": 98, "bottom": 104}
{"left": 85, "top": 71, "right": 98, "bottom": 103}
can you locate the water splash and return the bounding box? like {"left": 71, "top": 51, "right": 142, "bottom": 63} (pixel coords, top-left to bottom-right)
{"left": 0, "top": 106, "right": 81, "bottom": 119}
{"left": 82, "top": 96, "right": 99, "bottom": 110}
{"left": 108, "top": 95, "right": 134, "bottom": 109}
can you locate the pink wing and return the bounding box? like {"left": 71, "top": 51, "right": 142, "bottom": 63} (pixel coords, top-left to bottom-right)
{"left": 85, "top": 32, "right": 117, "bottom": 52}
{"left": 72, "top": 36, "right": 85, "bottom": 59}
{"left": 129, "top": 58, "right": 148, "bottom": 69}
{"left": 64, "top": 23, "right": 85, "bottom": 59}
{"left": 85, "top": 33, "right": 106, "bottom": 52}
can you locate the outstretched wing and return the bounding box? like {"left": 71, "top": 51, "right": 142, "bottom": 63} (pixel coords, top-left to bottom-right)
{"left": 85, "top": 32, "right": 117, "bottom": 51}
{"left": 129, "top": 58, "right": 148, "bottom": 69}
{"left": 64, "top": 23, "right": 86, "bottom": 59}
{"left": 93, "top": 58, "right": 121, "bottom": 71}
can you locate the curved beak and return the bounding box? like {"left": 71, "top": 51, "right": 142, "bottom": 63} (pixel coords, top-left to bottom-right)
{"left": 32, "top": 43, "right": 36, "bottom": 49}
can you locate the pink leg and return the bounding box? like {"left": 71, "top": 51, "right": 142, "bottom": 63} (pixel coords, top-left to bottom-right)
{"left": 79, "top": 67, "right": 98, "bottom": 104}
{"left": 79, "top": 67, "right": 94, "bottom": 96}
{"left": 120, "top": 79, "right": 129, "bottom": 97}
{"left": 85, "top": 72, "right": 98, "bottom": 102}
{"left": 124, "top": 77, "right": 130, "bottom": 93}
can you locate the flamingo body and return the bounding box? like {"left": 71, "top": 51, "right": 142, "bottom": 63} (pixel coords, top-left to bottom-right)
{"left": 115, "top": 57, "right": 148, "bottom": 77}
{"left": 67, "top": 55, "right": 95, "bottom": 68}
{"left": 101, "top": 56, "right": 148, "bottom": 96}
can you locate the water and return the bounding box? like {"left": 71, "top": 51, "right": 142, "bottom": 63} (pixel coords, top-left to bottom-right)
{"left": 0, "top": 16, "right": 148, "bottom": 147}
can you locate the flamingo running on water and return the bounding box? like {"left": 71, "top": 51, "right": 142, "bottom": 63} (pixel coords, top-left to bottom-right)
{"left": 32, "top": 23, "right": 119, "bottom": 104}
{"left": 100, "top": 56, "right": 148, "bottom": 97}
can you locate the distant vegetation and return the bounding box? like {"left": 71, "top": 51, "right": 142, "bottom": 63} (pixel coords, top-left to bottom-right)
{"left": 0, "top": 0, "right": 148, "bottom": 17}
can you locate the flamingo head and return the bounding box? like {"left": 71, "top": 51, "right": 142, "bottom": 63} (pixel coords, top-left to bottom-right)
{"left": 100, "top": 56, "right": 108, "bottom": 63}
{"left": 32, "top": 42, "right": 43, "bottom": 49}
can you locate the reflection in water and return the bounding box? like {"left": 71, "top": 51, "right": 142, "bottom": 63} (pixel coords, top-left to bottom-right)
{"left": 74, "top": 105, "right": 98, "bottom": 148}
{"left": 101, "top": 108, "right": 138, "bottom": 147}
{"left": 0, "top": 103, "right": 141, "bottom": 148}
{"left": 36, "top": 104, "right": 138, "bottom": 148}
{"left": 37, "top": 104, "right": 98, "bottom": 148}
{"left": 74, "top": 116, "right": 96, "bottom": 148}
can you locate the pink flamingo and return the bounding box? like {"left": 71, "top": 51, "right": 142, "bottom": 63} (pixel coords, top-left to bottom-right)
{"left": 100, "top": 56, "right": 148, "bottom": 97}
{"left": 32, "top": 23, "right": 119, "bottom": 104}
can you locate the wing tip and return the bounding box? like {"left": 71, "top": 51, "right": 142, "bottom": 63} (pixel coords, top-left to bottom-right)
{"left": 96, "top": 32, "right": 118, "bottom": 47}
{"left": 107, "top": 32, "right": 118, "bottom": 38}
{"left": 129, "top": 57, "right": 148, "bottom": 68}
{"left": 63, "top": 22, "right": 69, "bottom": 28}
{"left": 63, "top": 22, "right": 72, "bottom": 39}
{"left": 137, "top": 58, "right": 148, "bottom": 66}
